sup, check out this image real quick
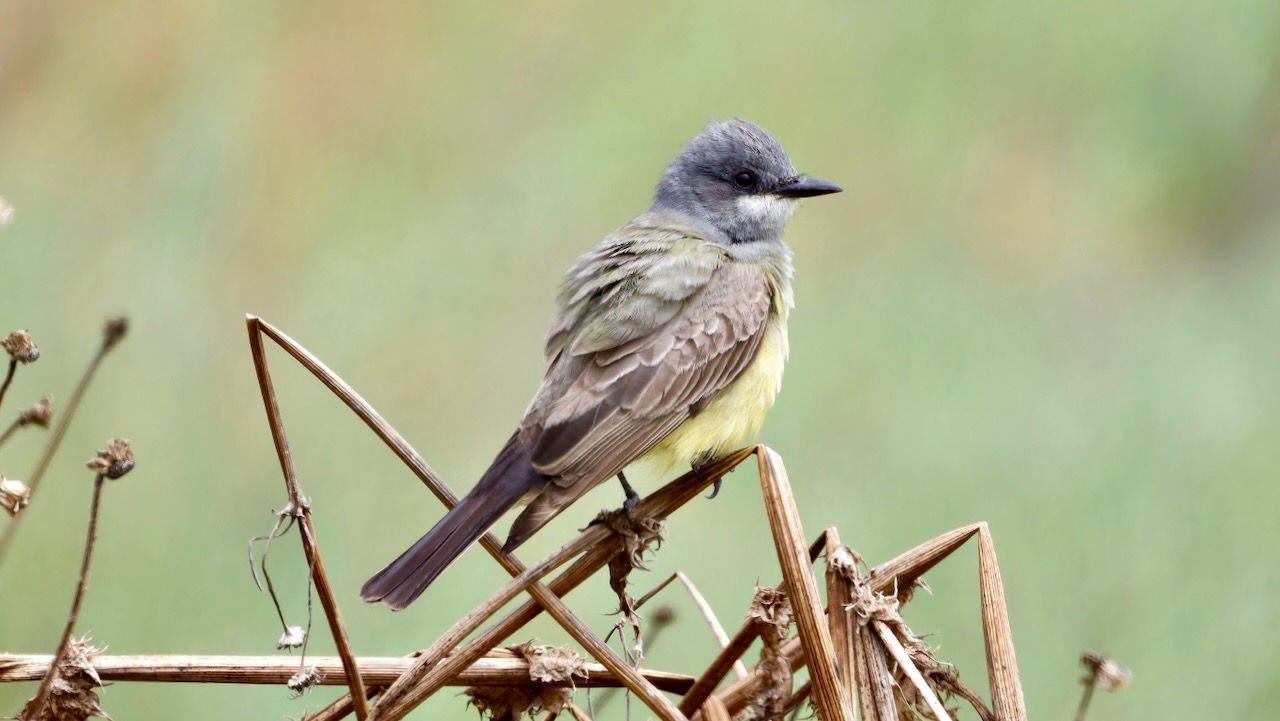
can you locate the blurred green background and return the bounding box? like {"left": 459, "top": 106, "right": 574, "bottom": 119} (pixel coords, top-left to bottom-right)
{"left": 2, "top": 1, "right": 1278, "bottom": 718}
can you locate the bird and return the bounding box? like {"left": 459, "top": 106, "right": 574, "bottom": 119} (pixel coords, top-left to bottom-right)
{"left": 361, "top": 119, "right": 841, "bottom": 610}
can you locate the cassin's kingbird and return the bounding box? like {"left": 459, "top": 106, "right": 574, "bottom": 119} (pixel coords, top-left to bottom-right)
{"left": 362, "top": 119, "right": 840, "bottom": 609}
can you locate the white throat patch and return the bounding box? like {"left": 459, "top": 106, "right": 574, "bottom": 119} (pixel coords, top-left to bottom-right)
{"left": 735, "top": 194, "right": 797, "bottom": 229}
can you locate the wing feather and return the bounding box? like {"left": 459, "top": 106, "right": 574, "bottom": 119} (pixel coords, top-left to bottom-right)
{"left": 532, "top": 262, "right": 773, "bottom": 482}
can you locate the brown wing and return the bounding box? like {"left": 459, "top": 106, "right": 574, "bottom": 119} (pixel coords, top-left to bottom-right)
{"left": 504, "top": 263, "right": 774, "bottom": 547}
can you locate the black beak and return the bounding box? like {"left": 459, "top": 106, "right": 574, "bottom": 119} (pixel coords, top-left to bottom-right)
{"left": 776, "top": 175, "right": 843, "bottom": 198}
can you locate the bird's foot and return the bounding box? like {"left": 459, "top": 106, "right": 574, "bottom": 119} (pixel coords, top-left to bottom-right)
{"left": 617, "top": 471, "right": 641, "bottom": 519}
{"left": 693, "top": 462, "right": 722, "bottom": 499}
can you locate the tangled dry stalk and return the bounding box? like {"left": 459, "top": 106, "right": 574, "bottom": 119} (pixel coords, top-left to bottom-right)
{"left": 0, "top": 315, "right": 1128, "bottom": 720}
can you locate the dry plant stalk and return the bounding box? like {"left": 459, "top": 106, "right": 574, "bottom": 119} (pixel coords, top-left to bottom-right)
{"left": 246, "top": 317, "right": 369, "bottom": 719}
{"left": 0, "top": 650, "right": 697, "bottom": 692}
{"left": 756, "top": 447, "right": 854, "bottom": 721}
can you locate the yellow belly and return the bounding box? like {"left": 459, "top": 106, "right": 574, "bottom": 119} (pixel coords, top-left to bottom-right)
{"left": 640, "top": 315, "right": 788, "bottom": 473}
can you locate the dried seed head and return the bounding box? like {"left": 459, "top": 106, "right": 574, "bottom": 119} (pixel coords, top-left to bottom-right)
{"left": 277, "top": 626, "right": 306, "bottom": 650}
{"left": 18, "top": 397, "right": 54, "bottom": 428}
{"left": 102, "top": 317, "right": 128, "bottom": 351}
{"left": 2, "top": 330, "right": 39, "bottom": 363}
{"left": 0, "top": 196, "right": 13, "bottom": 226}
{"left": 286, "top": 665, "right": 322, "bottom": 695}
{"left": 86, "top": 438, "right": 134, "bottom": 480}
{"left": 1081, "top": 652, "right": 1132, "bottom": 691}
{"left": 19, "top": 636, "right": 106, "bottom": 721}
{"left": 1, "top": 477, "right": 31, "bottom": 516}
{"left": 508, "top": 641, "right": 585, "bottom": 684}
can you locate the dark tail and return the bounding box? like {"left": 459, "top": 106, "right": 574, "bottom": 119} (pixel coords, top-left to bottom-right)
{"left": 360, "top": 434, "right": 542, "bottom": 610}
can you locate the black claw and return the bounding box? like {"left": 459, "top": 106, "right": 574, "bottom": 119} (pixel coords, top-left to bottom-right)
{"left": 705, "top": 477, "right": 722, "bottom": 499}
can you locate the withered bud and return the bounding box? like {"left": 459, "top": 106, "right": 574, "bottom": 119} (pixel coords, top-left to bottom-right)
{"left": 1081, "top": 652, "right": 1132, "bottom": 692}
{"left": 286, "top": 665, "right": 322, "bottom": 695}
{"left": 1, "top": 477, "right": 31, "bottom": 516}
{"left": 2, "top": 330, "right": 39, "bottom": 363}
{"left": 0, "top": 195, "right": 13, "bottom": 226}
{"left": 102, "top": 317, "right": 128, "bottom": 351}
{"left": 277, "top": 625, "right": 306, "bottom": 650}
{"left": 86, "top": 438, "right": 134, "bottom": 480}
{"left": 18, "top": 397, "right": 53, "bottom": 428}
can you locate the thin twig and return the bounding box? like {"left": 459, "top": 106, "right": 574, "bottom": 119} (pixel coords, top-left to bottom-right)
{"left": 24, "top": 475, "right": 105, "bottom": 715}
{"left": 0, "top": 652, "right": 697, "bottom": 692}
{"left": 0, "top": 358, "right": 16, "bottom": 411}
{"left": 247, "top": 317, "right": 368, "bottom": 719}
{"left": 0, "top": 418, "right": 19, "bottom": 448}
{"left": 0, "top": 320, "right": 126, "bottom": 569}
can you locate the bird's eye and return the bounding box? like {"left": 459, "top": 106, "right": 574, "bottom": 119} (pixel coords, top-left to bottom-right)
{"left": 732, "top": 171, "right": 757, "bottom": 189}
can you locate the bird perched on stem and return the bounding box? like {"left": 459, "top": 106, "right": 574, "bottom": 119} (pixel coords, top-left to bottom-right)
{"left": 362, "top": 119, "right": 841, "bottom": 610}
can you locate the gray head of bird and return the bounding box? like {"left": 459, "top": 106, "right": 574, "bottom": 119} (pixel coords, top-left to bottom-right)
{"left": 650, "top": 119, "right": 842, "bottom": 246}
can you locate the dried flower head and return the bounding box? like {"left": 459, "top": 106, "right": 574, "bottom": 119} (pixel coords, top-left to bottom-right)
{"left": 18, "top": 637, "right": 106, "bottom": 721}
{"left": 1082, "top": 652, "right": 1132, "bottom": 692}
{"left": 277, "top": 626, "right": 306, "bottom": 650}
{"left": 18, "top": 397, "right": 54, "bottom": 428}
{"left": 86, "top": 438, "right": 134, "bottom": 480}
{"left": 2, "top": 330, "right": 39, "bottom": 363}
{"left": 286, "top": 665, "right": 323, "bottom": 695}
{"left": 509, "top": 641, "right": 585, "bottom": 685}
{"left": 102, "top": 317, "right": 128, "bottom": 351}
{"left": 1, "top": 477, "right": 31, "bottom": 516}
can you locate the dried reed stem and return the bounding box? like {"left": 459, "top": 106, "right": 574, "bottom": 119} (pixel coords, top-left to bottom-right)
{"left": 868, "top": 522, "right": 982, "bottom": 604}
{"left": 977, "top": 523, "right": 1027, "bottom": 721}
{"left": 854, "top": 622, "right": 898, "bottom": 720}
{"left": 0, "top": 652, "right": 696, "bottom": 692}
{"left": 756, "top": 447, "right": 853, "bottom": 721}
{"left": 823, "top": 529, "right": 859, "bottom": 708}
{"left": 247, "top": 317, "right": 368, "bottom": 719}
{"left": 24, "top": 475, "right": 104, "bottom": 715}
